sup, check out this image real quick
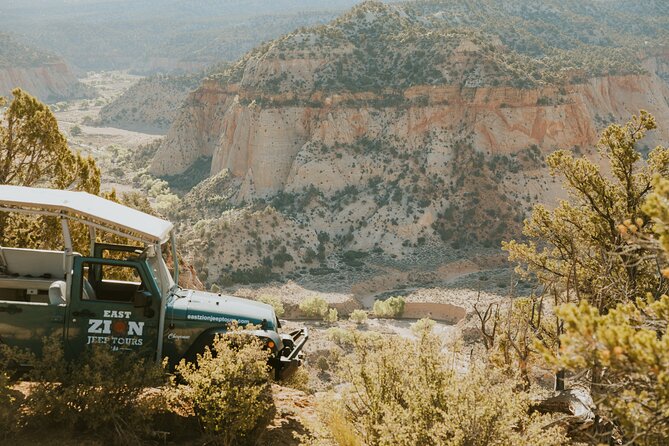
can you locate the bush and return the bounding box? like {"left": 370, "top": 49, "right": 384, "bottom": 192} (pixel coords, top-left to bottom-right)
{"left": 323, "top": 307, "right": 339, "bottom": 323}
{"left": 410, "top": 318, "right": 435, "bottom": 336}
{"left": 349, "top": 309, "right": 368, "bottom": 325}
{"left": 545, "top": 296, "right": 669, "bottom": 446}
{"left": 372, "top": 296, "right": 405, "bottom": 318}
{"left": 319, "top": 399, "right": 363, "bottom": 446}
{"left": 257, "top": 294, "right": 285, "bottom": 318}
{"left": 22, "top": 337, "right": 165, "bottom": 444}
{"left": 282, "top": 366, "right": 311, "bottom": 393}
{"left": 299, "top": 296, "right": 329, "bottom": 318}
{"left": 332, "top": 331, "right": 568, "bottom": 446}
{"left": 327, "top": 327, "right": 355, "bottom": 346}
{"left": 167, "top": 333, "right": 273, "bottom": 446}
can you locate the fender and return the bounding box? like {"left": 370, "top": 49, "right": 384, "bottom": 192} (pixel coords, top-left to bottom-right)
{"left": 180, "top": 326, "right": 282, "bottom": 364}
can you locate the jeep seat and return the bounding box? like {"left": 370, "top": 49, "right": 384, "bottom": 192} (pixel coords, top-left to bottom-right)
{"left": 48, "top": 280, "right": 66, "bottom": 305}
{"left": 82, "top": 279, "right": 97, "bottom": 300}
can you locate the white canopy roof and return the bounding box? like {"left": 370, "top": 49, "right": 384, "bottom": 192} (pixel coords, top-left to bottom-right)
{"left": 0, "top": 185, "right": 173, "bottom": 244}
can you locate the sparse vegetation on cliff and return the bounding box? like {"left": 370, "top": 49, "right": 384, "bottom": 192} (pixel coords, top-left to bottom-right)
{"left": 0, "top": 32, "right": 59, "bottom": 69}
{"left": 206, "top": 0, "right": 660, "bottom": 99}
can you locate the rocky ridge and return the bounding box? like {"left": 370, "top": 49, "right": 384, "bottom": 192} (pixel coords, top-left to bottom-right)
{"left": 0, "top": 33, "right": 91, "bottom": 102}
{"left": 148, "top": 0, "right": 669, "bottom": 288}
{"left": 97, "top": 73, "right": 203, "bottom": 134}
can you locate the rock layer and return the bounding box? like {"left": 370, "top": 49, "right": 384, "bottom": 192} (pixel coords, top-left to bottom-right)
{"left": 152, "top": 73, "right": 669, "bottom": 199}
{"left": 0, "top": 62, "right": 90, "bottom": 102}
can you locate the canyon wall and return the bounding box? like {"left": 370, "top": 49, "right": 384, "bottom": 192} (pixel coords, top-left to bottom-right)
{"left": 0, "top": 62, "right": 90, "bottom": 102}
{"left": 152, "top": 73, "right": 669, "bottom": 200}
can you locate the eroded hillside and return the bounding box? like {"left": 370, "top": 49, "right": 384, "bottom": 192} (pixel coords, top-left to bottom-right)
{"left": 97, "top": 73, "right": 203, "bottom": 133}
{"left": 0, "top": 33, "right": 91, "bottom": 102}
{"left": 148, "top": 0, "right": 669, "bottom": 288}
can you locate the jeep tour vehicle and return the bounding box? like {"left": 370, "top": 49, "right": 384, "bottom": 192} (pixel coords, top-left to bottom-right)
{"left": 0, "top": 185, "right": 307, "bottom": 378}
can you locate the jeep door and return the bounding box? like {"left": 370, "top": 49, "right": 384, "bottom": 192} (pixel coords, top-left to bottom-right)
{"left": 0, "top": 282, "right": 65, "bottom": 355}
{"left": 65, "top": 257, "right": 159, "bottom": 359}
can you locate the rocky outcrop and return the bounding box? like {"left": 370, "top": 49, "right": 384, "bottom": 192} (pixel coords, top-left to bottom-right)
{"left": 0, "top": 62, "right": 91, "bottom": 102}
{"left": 153, "top": 73, "right": 669, "bottom": 198}
{"left": 154, "top": 1, "right": 669, "bottom": 286}
{"left": 151, "top": 80, "right": 237, "bottom": 175}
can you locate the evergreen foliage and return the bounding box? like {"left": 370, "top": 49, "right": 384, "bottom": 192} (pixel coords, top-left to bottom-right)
{"left": 0, "top": 88, "right": 100, "bottom": 251}
{"left": 504, "top": 111, "right": 669, "bottom": 311}
{"left": 503, "top": 113, "right": 669, "bottom": 443}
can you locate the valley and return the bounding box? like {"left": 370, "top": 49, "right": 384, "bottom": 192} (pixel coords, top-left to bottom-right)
{"left": 52, "top": 69, "right": 508, "bottom": 328}
{"left": 2, "top": 1, "right": 669, "bottom": 444}
{"left": 45, "top": 0, "right": 669, "bottom": 325}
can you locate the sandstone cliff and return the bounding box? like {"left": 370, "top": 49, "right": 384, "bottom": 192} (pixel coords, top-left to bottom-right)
{"left": 0, "top": 62, "right": 91, "bottom": 103}
{"left": 0, "top": 33, "right": 91, "bottom": 102}
{"left": 150, "top": 0, "right": 669, "bottom": 286}
{"left": 154, "top": 73, "right": 669, "bottom": 193}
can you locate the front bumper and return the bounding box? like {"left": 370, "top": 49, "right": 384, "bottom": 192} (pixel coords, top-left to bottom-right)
{"left": 272, "top": 327, "right": 309, "bottom": 380}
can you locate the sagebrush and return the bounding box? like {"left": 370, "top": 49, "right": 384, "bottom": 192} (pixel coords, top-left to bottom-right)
{"left": 167, "top": 332, "right": 273, "bottom": 446}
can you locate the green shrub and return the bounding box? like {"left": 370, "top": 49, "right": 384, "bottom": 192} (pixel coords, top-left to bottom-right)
{"left": 257, "top": 294, "right": 285, "bottom": 317}
{"left": 220, "top": 266, "right": 277, "bottom": 286}
{"left": 323, "top": 307, "right": 339, "bottom": 323}
{"left": 25, "top": 338, "right": 165, "bottom": 444}
{"left": 372, "top": 296, "right": 405, "bottom": 318}
{"left": 333, "top": 331, "right": 568, "bottom": 446}
{"left": 327, "top": 327, "right": 355, "bottom": 346}
{"left": 299, "top": 296, "right": 329, "bottom": 318}
{"left": 349, "top": 309, "right": 368, "bottom": 325}
{"left": 167, "top": 333, "right": 273, "bottom": 446}
{"left": 410, "top": 318, "right": 435, "bottom": 336}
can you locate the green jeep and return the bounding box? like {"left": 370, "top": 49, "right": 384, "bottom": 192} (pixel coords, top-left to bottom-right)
{"left": 0, "top": 185, "right": 307, "bottom": 378}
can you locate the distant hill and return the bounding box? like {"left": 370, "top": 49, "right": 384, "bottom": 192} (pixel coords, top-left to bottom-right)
{"left": 203, "top": 0, "right": 663, "bottom": 96}
{"left": 97, "top": 72, "right": 203, "bottom": 133}
{"left": 0, "top": 32, "right": 59, "bottom": 69}
{"left": 0, "top": 33, "right": 92, "bottom": 102}
{"left": 138, "top": 1, "right": 669, "bottom": 287}
{"left": 0, "top": 0, "right": 365, "bottom": 72}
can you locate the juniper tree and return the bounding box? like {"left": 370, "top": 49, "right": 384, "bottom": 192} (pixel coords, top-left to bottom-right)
{"left": 0, "top": 88, "right": 100, "bottom": 249}
{"left": 503, "top": 113, "right": 669, "bottom": 443}
{"left": 541, "top": 176, "right": 669, "bottom": 445}
{"left": 504, "top": 111, "right": 669, "bottom": 311}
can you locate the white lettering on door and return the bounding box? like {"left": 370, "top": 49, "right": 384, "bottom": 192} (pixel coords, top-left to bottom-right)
{"left": 128, "top": 321, "right": 144, "bottom": 336}
{"left": 88, "top": 319, "right": 103, "bottom": 334}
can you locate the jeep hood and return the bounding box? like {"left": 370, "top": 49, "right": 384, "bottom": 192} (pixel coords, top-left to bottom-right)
{"left": 168, "top": 289, "right": 277, "bottom": 330}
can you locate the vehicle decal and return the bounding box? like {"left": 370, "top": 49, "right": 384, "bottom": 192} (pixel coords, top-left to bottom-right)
{"left": 167, "top": 333, "right": 190, "bottom": 340}
{"left": 186, "top": 314, "right": 250, "bottom": 324}
{"left": 86, "top": 310, "right": 145, "bottom": 349}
